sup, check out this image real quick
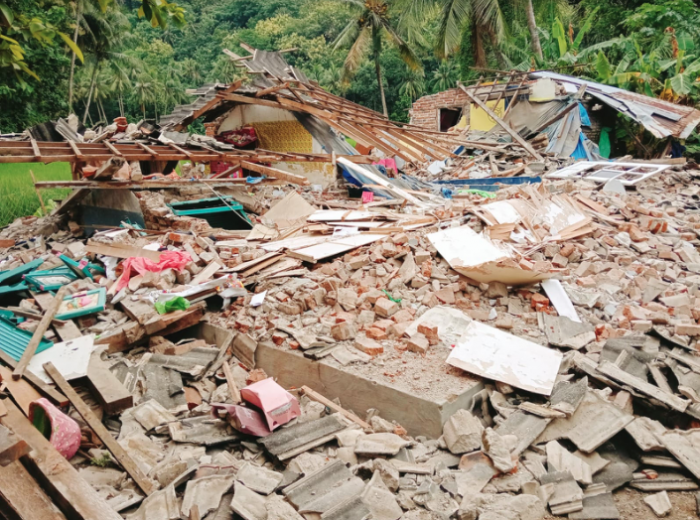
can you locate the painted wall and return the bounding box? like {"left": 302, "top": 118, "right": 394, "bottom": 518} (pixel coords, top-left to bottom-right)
{"left": 217, "top": 105, "right": 336, "bottom": 186}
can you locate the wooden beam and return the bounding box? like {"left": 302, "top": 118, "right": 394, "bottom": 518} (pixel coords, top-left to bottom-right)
{"left": 85, "top": 351, "right": 134, "bottom": 415}
{"left": 0, "top": 350, "right": 67, "bottom": 407}
{"left": 222, "top": 360, "right": 241, "bottom": 403}
{"left": 255, "top": 82, "right": 292, "bottom": 98}
{"left": 0, "top": 398, "right": 123, "bottom": 520}
{"left": 0, "top": 423, "right": 30, "bottom": 466}
{"left": 0, "top": 459, "right": 68, "bottom": 520}
{"left": 240, "top": 161, "right": 309, "bottom": 186}
{"left": 30, "top": 139, "right": 41, "bottom": 161}
{"left": 460, "top": 85, "right": 543, "bottom": 161}
{"left": 103, "top": 141, "right": 123, "bottom": 157}
{"left": 300, "top": 385, "right": 370, "bottom": 429}
{"left": 0, "top": 365, "right": 41, "bottom": 415}
{"left": 43, "top": 363, "right": 156, "bottom": 496}
{"left": 12, "top": 286, "right": 68, "bottom": 381}
{"left": 67, "top": 140, "right": 84, "bottom": 161}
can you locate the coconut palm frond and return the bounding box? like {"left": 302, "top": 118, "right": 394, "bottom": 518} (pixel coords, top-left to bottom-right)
{"left": 383, "top": 21, "right": 423, "bottom": 71}
{"left": 341, "top": 25, "right": 371, "bottom": 80}
{"left": 435, "top": 0, "right": 471, "bottom": 58}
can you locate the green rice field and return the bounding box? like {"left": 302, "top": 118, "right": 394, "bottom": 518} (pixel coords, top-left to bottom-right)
{"left": 0, "top": 162, "right": 72, "bottom": 227}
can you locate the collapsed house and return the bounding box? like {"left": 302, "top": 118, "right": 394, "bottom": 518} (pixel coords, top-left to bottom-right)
{"left": 1, "top": 46, "right": 700, "bottom": 520}
{"left": 410, "top": 70, "right": 700, "bottom": 161}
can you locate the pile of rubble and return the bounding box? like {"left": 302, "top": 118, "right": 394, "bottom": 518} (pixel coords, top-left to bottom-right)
{"left": 1, "top": 153, "right": 700, "bottom": 520}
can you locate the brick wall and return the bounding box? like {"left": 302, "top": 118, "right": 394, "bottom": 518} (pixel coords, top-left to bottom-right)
{"left": 409, "top": 88, "right": 471, "bottom": 130}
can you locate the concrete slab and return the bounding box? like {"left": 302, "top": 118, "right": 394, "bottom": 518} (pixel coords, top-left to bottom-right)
{"left": 255, "top": 341, "right": 483, "bottom": 437}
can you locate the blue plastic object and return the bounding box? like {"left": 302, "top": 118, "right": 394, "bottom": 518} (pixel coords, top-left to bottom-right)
{"left": 433, "top": 176, "right": 542, "bottom": 192}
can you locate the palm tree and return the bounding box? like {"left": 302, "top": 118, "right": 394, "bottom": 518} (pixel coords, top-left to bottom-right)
{"left": 333, "top": 0, "right": 422, "bottom": 117}
{"left": 68, "top": 0, "right": 112, "bottom": 114}
{"left": 399, "top": 67, "right": 425, "bottom": 100}
{"left": 79, "top": 7, "right": 132, "bottom": 124}
{"left": 431, "top": 59, "right": 458, "bottom": 91}
{"left": 133, "top": 73, "right": 154, "bottom": 120}
{"left": 109, "top": 63, "right": 132, "bottom": 117}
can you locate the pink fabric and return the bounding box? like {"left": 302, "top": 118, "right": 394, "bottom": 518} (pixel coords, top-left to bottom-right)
{"left": 373, "top": 158, "right": 398, "bottom": 174}
{"left": 29, "top": 398, "right": 81, "bottom": 459}
{"left": 115, "top": 251, "right": 191, "bottom": 291}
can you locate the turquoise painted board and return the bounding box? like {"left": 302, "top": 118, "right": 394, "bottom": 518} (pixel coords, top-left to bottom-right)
{"left": 0, "top": 317, "right": 53, "bottom": 361}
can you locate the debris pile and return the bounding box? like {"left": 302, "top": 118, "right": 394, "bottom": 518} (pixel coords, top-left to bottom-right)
{"left": 3, "top": 46, "right": 700, "bottom": 520}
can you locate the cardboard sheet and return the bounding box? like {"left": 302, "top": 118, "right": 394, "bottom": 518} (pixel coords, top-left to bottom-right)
{"left": 428, "top": 225, "right": 549, "bottom": 285}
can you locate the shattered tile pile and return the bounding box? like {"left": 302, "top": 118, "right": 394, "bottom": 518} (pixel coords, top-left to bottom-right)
{"left": 2, "top": 160, "right": 700, "bottom": 520}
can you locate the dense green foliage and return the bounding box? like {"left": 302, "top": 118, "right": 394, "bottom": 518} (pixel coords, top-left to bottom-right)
{"left": 3, "top": 0, "right": 700, "bottom": 141}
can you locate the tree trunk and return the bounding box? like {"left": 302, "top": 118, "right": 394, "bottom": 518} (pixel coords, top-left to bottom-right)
{"left": 526, "top": 0, "right": 543, "bottom": 61}
{"left": 82, "top": 61, "right": 99, "bottom": 125}
{"left": 68, "top": 0, "right": 82, "bottom": 113}
{"left": 98, "top": 100, "right": 107, "bottom": 124}
{"left": 374, "top": 53, "right": 388, "bottom": 118}
{"left": 473, "top": 25, "right": 487, "bottom": 69}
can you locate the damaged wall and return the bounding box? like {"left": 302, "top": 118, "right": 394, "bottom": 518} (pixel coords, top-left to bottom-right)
{"left": 217, "top": 104, "right": 336, "bottom": 186}
{"left": 408, "top": 88, "right": 470, "bottom": 130}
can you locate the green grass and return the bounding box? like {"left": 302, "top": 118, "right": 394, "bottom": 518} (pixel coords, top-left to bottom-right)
{"left": 0, "top": 162, "right": 72, "bottom": 227}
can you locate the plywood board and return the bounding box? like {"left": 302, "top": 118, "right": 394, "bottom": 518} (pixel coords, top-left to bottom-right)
{"left": 446, "top": 320, "right": 563, "bottom": 395}
{"left": 288, "top": 233, "right": 384, "bottom": 263}
{"left": 263, "top": 191, "right": 316, "bottom": 228}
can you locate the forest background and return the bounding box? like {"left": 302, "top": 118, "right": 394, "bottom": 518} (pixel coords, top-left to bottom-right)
{"left": 2, "top": 0, "right": 700, "bottom": 142}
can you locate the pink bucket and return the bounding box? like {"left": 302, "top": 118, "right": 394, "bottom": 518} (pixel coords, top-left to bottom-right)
{"left": 29, "top": 398, "right": 82, "bottom": 459}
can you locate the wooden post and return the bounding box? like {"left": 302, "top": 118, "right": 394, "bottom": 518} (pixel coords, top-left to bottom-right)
{"left": 222, "top": 360, "right": 241, "bottom": 403}
{"left": 300, "top": 385, "right": 371, "bottom": 429}
{"left": 29, "top": 170, "right": 47, "bottom": 216}
{"left": 460, "top": 84, "right": 544, "bottom": 161}
{"left": 12, "top": 286, "right": 69, "bottom": 380}
{"left": 43, "top": 362, "right": 157, "bottom": 496}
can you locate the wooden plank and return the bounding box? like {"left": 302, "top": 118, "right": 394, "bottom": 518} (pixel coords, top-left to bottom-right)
{"left": 0, "top": 460, "right": 68, "bottom": 520}
{"left": 230, "top": 251, "right": 282, "bottom": 273}
{"left": 13, "top": 286, "right": 69, "bottom": 380}
{"left": 43, "top": 363, "right": 156, "bottom": 496}
{"left": 53, "top": 320, "right": 83, "bottom": 342}
{"left": 0, "top": 398, "right": 123, "bottom": 519}
{"left": 29, "top": 170, "right": 47, "bottom": 215}
{"left": 67, "top": 139, "right": 84, "bottom": 161}
{"left": 240, "top": 161, "right": 310, "bottom": 186}
{"left": 241, "top": 254, "right": 284, "bottom": 278}
{"left": 85, "top": 351, "right": 133, "bottom": 416}
{"left": 30, "top": 139, "right": 41, "bottom": 161}
{"left": 85, "top": 241, "right": 162, "bottom": 262}
{"left": 300, "top": 385, "right": 370, "bottom": 429}
{"left": 460, "top": 86, "right": 543, "bottom": 161}
{"left": 190, "top": 262, "right": 222, "bottom": 285}
{"left": 0, "top": 423, "right": 30, "bottom": 466}
{"left": 0, "top": 307, "right": 66, "bottom": 326}
{"left": 222, "top": 360, "right": 241, "bottom": 403}
{"left": 0, "top": 351, "right": 67, "bottom": 407}
{"left": 103, "top": 141, "right": 123, "bottom": 157}
{"left": 0, "top": 365, "right": 42, "bottom": 415}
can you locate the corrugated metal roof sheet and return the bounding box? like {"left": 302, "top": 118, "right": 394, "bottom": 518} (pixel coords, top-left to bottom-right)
{"left": 531, "top": 71, "right": 700, "bottom": 139}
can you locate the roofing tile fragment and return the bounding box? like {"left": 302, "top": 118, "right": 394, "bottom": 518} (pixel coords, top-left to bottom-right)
{"left": 181, "top": 475, "right": 235, "bottom": 519}
{"left": 354, "top": 433, "right": 410, "bottom": 456}
{"left": 283, "top": 460, "right": 365, "bottom": 514}
{"left": 259, "top": 414, "right": 346, "bottom": 460}
{"left": 236, "top": 462, "right": 284, "bottom": 495}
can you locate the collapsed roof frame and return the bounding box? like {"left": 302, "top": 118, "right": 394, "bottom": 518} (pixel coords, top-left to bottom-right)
{"left": 161, "top": 45, "right": 478, "bottom": 164}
